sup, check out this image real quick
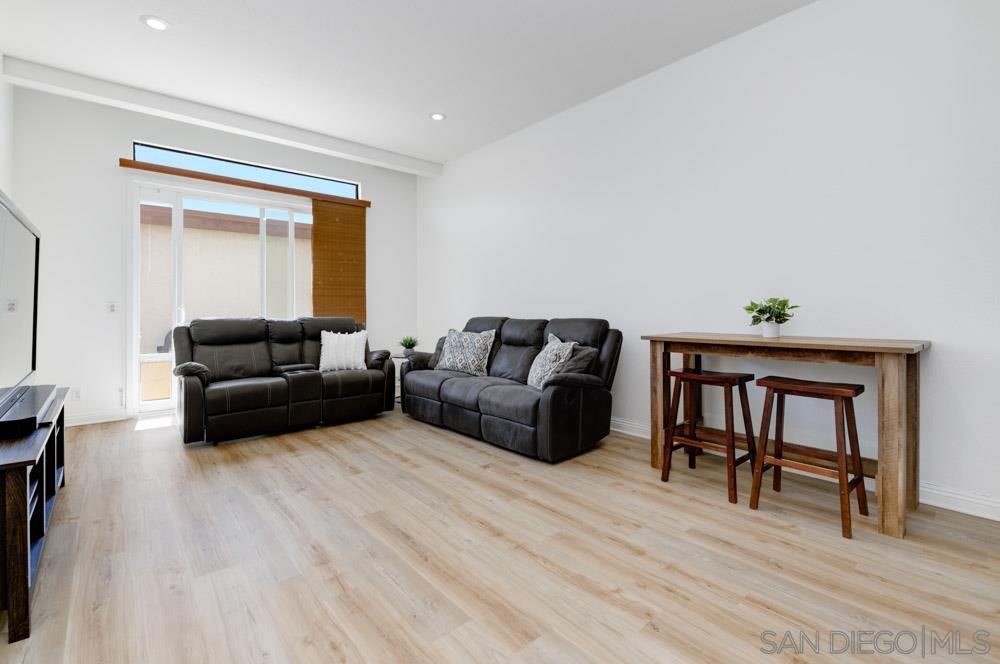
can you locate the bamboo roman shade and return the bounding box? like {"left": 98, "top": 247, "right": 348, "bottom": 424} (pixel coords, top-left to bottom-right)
{"left": 311, "top": 199, "right": 367, "bottom": 323}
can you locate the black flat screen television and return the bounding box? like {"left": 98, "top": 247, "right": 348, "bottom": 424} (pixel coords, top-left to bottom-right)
{"left": 0, "top": 189, "right": 40, "bottom": 420}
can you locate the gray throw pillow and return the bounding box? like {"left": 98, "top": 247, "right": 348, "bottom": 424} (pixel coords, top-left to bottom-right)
{"left": 527, "top": 334, "right": 576, "bottom": 389}
{"left": 560, "top": 345, "right": 598, "bottom": 374}
{"left": 435, "top": 329, "right": 496, "bottom": 376}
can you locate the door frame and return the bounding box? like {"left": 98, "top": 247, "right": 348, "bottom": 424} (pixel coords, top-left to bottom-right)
{"left": 125, "top": 175, "right": 312, "bottom": 415}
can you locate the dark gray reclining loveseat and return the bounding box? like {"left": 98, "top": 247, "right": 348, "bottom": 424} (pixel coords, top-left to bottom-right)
{"left": 173, "top": 317, "right": 394, "bottom": 443}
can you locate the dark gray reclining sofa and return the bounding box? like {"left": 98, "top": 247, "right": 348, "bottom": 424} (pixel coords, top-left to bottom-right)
{"left": 173, "top": 317, "right": 394, "bottom": 443}
{"left": 400, "top": 317, "right": 622, "bottom": 462}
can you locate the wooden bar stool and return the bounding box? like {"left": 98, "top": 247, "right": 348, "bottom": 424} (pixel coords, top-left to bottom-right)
{"left": 749, "top": 376, "right": 869, "bottom": 538}
{"left": 660, "top": 368, "right": 756, "bottom": 503}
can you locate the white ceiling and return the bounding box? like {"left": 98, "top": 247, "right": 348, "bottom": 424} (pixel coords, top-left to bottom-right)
{"left": 0, "top": 0, "right": 814, "bottom": 165}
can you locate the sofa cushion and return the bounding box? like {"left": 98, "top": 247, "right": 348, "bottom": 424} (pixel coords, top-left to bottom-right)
{"left": 544, "top": 319, "right": 609, "bottom": 348}
{"left": 301, "top": 316, "right": 358, "bottom": 337}
{"left": 498, "top": 318, "right": 546, "bottom": 346}
{"left": 321, "top": 369, "right": 386, "bottom": 399}
{"left": 267, "top": 319, "right": 303, "bottom": 366}
{"left": 488, "top": 318, "right": 546, "bottom": 383}
{"left": 463, "top": 317, "right": 508, "bottom": 334}
{"left": 440, "top": 376, "right": 519, "bottom": 410}
{"left": 193, "top": 341, "right": 273, "bottom": 381}
{"left": 479, "top": 384, "right": 541, "bottom": 426}
{"left": 403, "top": 369, "right": 471, "bottom": 401}
{"left": 205, "top": 377, "right": 289, "bottom": 415}
{"left": 190, "top": 318, "right": 267, "bottom": 345}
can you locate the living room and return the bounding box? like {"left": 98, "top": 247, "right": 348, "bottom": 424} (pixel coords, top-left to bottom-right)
{"left": 1, "top": 0, "right": 998, "bottom": 660}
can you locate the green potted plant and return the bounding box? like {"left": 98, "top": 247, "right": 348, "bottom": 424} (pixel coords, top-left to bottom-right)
{"left": 744, "top": 298, "right": 798, "bottom": 338}
{"left": 400, "top": 336, "right": 418, "bottom": 357}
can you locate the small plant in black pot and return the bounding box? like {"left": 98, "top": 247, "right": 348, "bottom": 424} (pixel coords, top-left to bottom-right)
{"left": 744, "top": 298, "right": 798, "bottom": 338}
{"left": 400, "top": 336, "right": 418, "bottom": 357}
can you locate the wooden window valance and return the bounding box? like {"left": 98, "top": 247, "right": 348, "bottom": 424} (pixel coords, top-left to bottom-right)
{"left": 119, "top": 158, "right": 371, "bottom": 208}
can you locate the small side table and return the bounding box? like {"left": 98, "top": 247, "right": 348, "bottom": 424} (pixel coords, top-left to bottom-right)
{"left": 391, "top": 353, "right": 406, "bottom": 402}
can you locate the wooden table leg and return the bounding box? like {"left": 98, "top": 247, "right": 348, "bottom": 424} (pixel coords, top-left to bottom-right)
{"left": 906, "top": 353, "right": 920, "bottom": 509}
{"left": 649, "top": 341, "right": 669, "bottom": 468}
{"left": 682, "top": 354, "right": 703, "bottom": 467}
{"left": 682, "top": 354, "right": 704, "bottom": 424}
{"left": 876, "top": 353, "right": 909, "bottom": 538}
{"left": 4, "top": 468, "right": 31, "bottom": 641}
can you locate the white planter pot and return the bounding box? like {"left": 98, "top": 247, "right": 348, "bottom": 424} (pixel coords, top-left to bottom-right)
{"left": 761, "top": 322, "right": 781, "bottom": 338}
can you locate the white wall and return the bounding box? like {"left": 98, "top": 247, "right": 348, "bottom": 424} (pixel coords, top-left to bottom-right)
{"left": 13, "top": 88, "right": 418, "bottom": 425}
{"left": 417, "top": 0, "right": 1000, "bottom": 518}
{"left": 0, "top": 78, "right": 12, "bottom": 194}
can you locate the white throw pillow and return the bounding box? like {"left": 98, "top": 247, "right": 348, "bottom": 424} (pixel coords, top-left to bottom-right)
{"left": 527, "top": 334, "right": 576, "bottom": 389}
{"left": 319, "top": 330, "right": 367, "bottom": 371}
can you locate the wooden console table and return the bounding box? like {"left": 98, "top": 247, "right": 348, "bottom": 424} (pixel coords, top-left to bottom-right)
{"left": 641, "top": 334, "right": 929, "bottom": 538}
{"left": 0, "top": 387, "right": 68, "bottom": 642}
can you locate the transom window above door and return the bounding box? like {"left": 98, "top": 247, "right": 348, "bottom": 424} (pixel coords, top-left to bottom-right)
{"left": 133, "top": 143, "right": 359, "bottom": 199}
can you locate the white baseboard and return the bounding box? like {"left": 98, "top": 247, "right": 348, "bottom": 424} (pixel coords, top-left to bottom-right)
{"left": 608, "top": 416, "right": 1000, "bottom": 522}
{"left": 918, "top": 483, "right": 1000, "bottom": 521}
{"left": 66, "top": 410, "right": 129, "bottom": 427}
{"left": 609, "top": 416, "right": 650, "bottom": 439}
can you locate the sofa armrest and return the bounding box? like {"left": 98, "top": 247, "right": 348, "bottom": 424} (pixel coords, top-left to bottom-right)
{"left": 398, "top": 359, "right": 416, "bottom": 413}
{"left": 273, "top": 363, "right": 317, "bottom": 375}
{"left": 542, "top": 372, "right": 603, "bottom": 389}
{"left": 537, "top": 378, "right": 612, "bottom": 462}
{"left": 405, "top": 351, "right": 435, "bottom": 371}
{"left": 173, "top": 361, "right": 210, "bottom": 386}
{"left": 365, "top": 350, "right": 391, "bottom": 371}
{"left": 176, "top": 374, "right": 206, "bottom": 444}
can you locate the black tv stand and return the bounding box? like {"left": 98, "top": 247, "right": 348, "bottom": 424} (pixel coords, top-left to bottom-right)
{"left": 0, "top": 385, "right": 56, "bottom": 439}
{"left": 0, "top": 387, "right": 67, "bottom": 642}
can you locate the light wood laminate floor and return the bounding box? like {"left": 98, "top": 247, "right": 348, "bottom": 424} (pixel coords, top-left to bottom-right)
{"left": 3, "top": 412, "right": 998, "bottom": 663}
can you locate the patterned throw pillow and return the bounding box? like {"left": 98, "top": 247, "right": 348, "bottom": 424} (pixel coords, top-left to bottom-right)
{"left": 527, "top": 334, "right": 576, "bottom": 389}
{"left": 435, "top": 329, "right": 496, "bottom": 376}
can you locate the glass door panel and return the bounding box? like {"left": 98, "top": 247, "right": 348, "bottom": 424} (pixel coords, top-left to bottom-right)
{"left": 132, "top": 184, "right": 314, "bottom": 414}
{"left": 294, "top": 211, "right": 313, "bottom": 317}
{"left": 137, "top": 191, "right": 177, "bottom": 409}
{"left": 264, "top": 209, "right": 291, "bottom": 319}
{"left": 182, "top": 198, "right": 261, "bottom": 321}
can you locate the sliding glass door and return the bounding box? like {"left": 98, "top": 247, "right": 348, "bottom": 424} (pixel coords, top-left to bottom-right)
{"left": 137, "top": 187, "right": 179, "bottom": 409}
{"left": 133, "top": 184, "right": 312, "bottom": 411}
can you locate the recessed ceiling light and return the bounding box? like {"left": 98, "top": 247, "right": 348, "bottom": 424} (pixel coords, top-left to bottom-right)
{"left": 141, "top": 15, "right": 170, "bottom": 31}
{"left": 429, "top": 113, "right": 446, "bottom": 121}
